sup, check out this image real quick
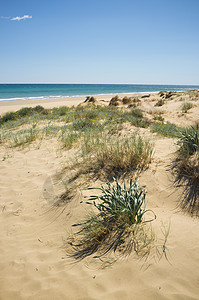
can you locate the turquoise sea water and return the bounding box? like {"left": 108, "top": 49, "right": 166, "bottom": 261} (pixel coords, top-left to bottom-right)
{"left": 0, "top": 84, "right": 199, "bottom": 102}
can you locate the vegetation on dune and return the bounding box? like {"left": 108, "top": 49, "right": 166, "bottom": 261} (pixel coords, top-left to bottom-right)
{"left": 155, "top": 99, "right": 165, "bottom": 107}
{"left": 181, "top": 102, "right": 193, "bottom": 113}
{"left": 0, "top": 105, "right": 48, "bottom": 125}
{"left": 150, "top": 122, "right": 182, "bottom": 138}
{"left": 170, "top": 123, "right": 199, "bottom": 215}
{"left": 59, "top": 129, "right": 81, "bottom": 149}
{"left": 5, "top": 125, "right": 38, "bottom": 147}
{"left": 0, "top": 97, "right": 176, "bottom": 266}
{"left": 78, "top": 132, "right": 153, "bottom": 180}
{"left": 0, "top": 101, "right": 152, "bottom": 148}
{"left": 153, "top": 115, "right": 164, "bottom": 122}
{"left": 67, "top": 177, "right": 156, "bottom": 261}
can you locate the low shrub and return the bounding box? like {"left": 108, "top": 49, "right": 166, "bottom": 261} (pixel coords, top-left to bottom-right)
{"left": 0, "top": 111, "right": 17, "bottom": 124}
{"left": 17, "top": 107, "right": 33, "bottom": 118}
{"left": 153, "top": 115, "right": 164, "bottom": 122}
{"left": 0, "top": 105, "right": 49, "bottom": 126}
{"left": 33, "top": 105, "right": 48, "bottom": 115}
{"left": 72, "top": 119, "right": 102, "bottom": 131}
{"left": 52, "top": 106, "right": 70, "bottom": 116}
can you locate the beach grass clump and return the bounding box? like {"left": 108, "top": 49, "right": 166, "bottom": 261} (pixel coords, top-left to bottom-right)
{"left": 128, "top": 117, "right": 150, "bottom": 128}
{"left": 70, "top": 105, "right": 103, "bottom": 122}
{"left": 79, "top": 133, "right": 153, "bottom": 179}
{"left": 129, "top": 108, "right": 143, "bottom": 118}
{"left": 151, "top": 122, "right": 181, "bottom": 138}
{"left": 68, "top": 177, "right": 156, "bottom": 261}
{"left": 60, "top": 128, "right": 81, "bottom": 149}
{"left": 176, "top": 124, "right": 199, "bottom": 158}
{"left": 170, "top": 124, "right": 199, "bottom": 214}
{"left": 110, "top": 108, "right": 150, "bottom": 128}
{"left": 42, "top": 125, "right": 62, "bottom": 138}
{"left": 83, "top": 108, "right": 100, "bottom": 120}
{"left": 181, "top": 102, "right": 193, "bottom": 113}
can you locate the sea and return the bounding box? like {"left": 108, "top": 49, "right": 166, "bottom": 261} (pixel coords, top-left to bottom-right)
{"left": 0, "top": 84, "right": 199, "bottom": 102}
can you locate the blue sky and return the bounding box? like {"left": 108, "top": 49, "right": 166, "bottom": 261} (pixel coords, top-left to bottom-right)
{"left": 0, "top": 0, "right": 199, "bottom": 84}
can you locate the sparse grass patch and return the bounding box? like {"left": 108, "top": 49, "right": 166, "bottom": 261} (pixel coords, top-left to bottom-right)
{"left": 129, "top": 108, "right": 143, "bottom": 118}
{"left": 42, "top": 124, "right": 62, "bottom": 138}
{"left": 151, "top": 122, "right": 181, "bottom": 138}
{"left": 116, "top": 109, "right": 150, "bottom": 128}
{"left": 78, "top": 133, "right": 153, "bottom": 179}
{"left": 6, "top": 125, "right": 38, "bottom": 147}
{"left": 181, "top": 102, "right": 193, "bottom": 113}
{"left": 60, "top": 129, "right": 81, "bottom": 149}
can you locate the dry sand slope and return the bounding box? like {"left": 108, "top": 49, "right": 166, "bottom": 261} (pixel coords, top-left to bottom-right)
{"left": 0, "top": 92, "right": 199, "bottom": 299}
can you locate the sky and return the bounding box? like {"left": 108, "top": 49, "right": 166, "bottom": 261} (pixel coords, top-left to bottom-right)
{"left": 0, "top": 0, "right": 199, "bottom": 84}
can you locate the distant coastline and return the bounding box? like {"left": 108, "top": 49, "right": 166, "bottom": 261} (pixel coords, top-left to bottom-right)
{"left": 0, "top": 84, "right": 199, "bottom": 102}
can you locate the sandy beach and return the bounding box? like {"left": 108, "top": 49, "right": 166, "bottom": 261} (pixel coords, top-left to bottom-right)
{"left": 0, "top": 92, "right": 155, "bottom": 115}
{"left": 0, "top": 91, "right": 199, "bottom": 299}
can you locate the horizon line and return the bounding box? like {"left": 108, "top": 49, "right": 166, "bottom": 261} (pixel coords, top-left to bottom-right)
{"left": 1, "top": 82, "right": 199, "bottom": 86}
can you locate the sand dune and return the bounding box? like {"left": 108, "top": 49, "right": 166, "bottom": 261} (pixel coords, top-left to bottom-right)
{"left": 0, "top": 92, "right": 199, "bottom": 299}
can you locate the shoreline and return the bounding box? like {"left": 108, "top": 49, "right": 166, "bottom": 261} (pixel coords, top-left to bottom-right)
{"left": 0, "top": 92, "right": 159, "bottom": 115}
{"left": 0, "top": 91, "right": 159, "bottom": 103}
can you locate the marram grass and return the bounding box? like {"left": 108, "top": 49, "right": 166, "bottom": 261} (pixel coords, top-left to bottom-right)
{"left": 170, "top": 123, "right": 199, "bottom": 215}
{"left": 79, "top": 132, "right": 153, "bottom": 179}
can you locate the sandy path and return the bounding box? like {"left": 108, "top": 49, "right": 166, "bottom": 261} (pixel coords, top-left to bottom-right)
{"left": 0, "top": 136, "right": 199, "bottom": 299}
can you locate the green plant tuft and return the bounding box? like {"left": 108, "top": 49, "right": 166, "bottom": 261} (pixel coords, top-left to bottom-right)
{"left": 68, "top": 177, "right": 156, "bottom": 261}
{"left": 151, "top": 122, "right": 181, "bottom": 138}
{"left": 181, "top": 102, "right": 193, "bottom": 113}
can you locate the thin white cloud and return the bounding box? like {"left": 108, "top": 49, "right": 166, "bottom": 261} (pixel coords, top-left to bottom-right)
{"left": 0, "top": 16, "right": 11, "bottom": 19}
{"left": 11, "top": 15, "right": 32, "bottom": 21}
